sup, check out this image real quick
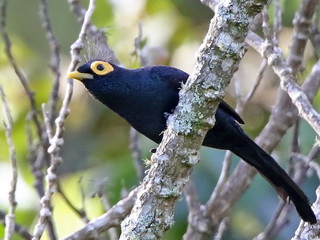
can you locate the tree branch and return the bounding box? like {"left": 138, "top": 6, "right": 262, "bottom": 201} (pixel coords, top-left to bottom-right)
{"left": 61, "top": 187, "right": 139, "bottom": 240}
{"left": 247, "top": 31, "right": 320, "bottom": 137}
{"left": 119, "top": 0, "right": 267, "bottom": 239}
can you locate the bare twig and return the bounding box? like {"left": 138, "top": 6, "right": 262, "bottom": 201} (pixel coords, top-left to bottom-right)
{"left": 31, "top": 105, "right": 58, "bottom": 240}
{"left": 292, "top": 121, "right": 301, "bottom": 153}
{"left": 56, "top": 182, "right": 90, "bottom": 223}
{"left": 1, "top": 1, "right": 52, "bottom": 232}
{"left": 206, "top": 151, "right": 233, "bottom": 209}
{"left": 0, "top": 0, "right": 43, "bottom": 143}
{"left": 0, "top": 210, "right": 32, "bottom": 240}
{"left": 309, "top": 24, "right": 320, "bottom": 58}
{"left": 133, "top": 23, "right": 147, "bottom": 66}
{"left": 129, "top": 24, "right": 148, "bottom": 181}
{"left": 253, "top": 202, "right": 288, "bottom": 240}
{"left": 246, "top": 59, "right": 268, "bottom": 102}
{"left": 184, "top": 181, "right": 214, "bottom": 239}
{"left": 213, "top": 218, "right": 228, "bottom": 240}
{"left": 39, "top": 0, "right": 61, "bottom": 124}
{"left": 286, "top": 0, "right": 318, "bottom": 76}
{"left": 247, "top": 31, "right": 320, "bottom": 137}
{"left": 42, "top": 104, "right": 54, "bottom": 141}
{"left": 25, "top": 115, "right": 46, "bottom": 199}
{"left": 272, "top": 0, "right": 282, "bottom": 43}
{"left": 129, "top": 128, "right": 145, "bottom": 181}
{"left": 62, "top": 187, "right": 139, "bottom": 240}
{"left": 92, "top": 179, "right": 119, "bottom": 240}
{"left": 184, "top": 181, "right": 201, "bottom": 216}
{"left": 31, "top": 1, "right": 97, "bottom": 239}
{"left": 0, "top": 86, "right": 18, "bottom": 240}
{"left": 200, "top": 0, "right": 221, "bottom": 10}
{"left": 234, "top": 58, "right": 268, "bottom": 114}
{"left": 262, "top": 7, "right": 272, "bottom": 41}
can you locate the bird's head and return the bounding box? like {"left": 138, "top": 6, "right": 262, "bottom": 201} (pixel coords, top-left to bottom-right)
{"left": 68, "top": 60, "right": 115, "bottom": 83}
{"left": 68, "top": 60, "right": 133, "bottom": 108}
{"left": 68, "top": 60, "right": 123, "bottom": 96}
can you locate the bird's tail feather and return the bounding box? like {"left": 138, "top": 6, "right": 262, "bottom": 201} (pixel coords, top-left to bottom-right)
{"left": 230, "top": 134, "right": 316, "bottom": 224}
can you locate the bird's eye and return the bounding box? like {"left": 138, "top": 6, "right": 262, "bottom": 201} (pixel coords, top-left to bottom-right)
{"left": 97, "top": 64, "right": 105, "bottom": 71}
{"left": 90, "top": 61, "right": 114, "bottom": 76}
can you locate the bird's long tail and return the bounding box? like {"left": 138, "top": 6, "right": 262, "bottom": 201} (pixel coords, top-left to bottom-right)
{"left": 230, "top": 134, "right": 316, "bottom": 224}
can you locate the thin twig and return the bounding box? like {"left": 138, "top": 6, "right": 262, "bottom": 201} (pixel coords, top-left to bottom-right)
{"left": 128, "top": 24, "right": 148, "bottom": 181}
{"left": 1, "top": 0, "right": 51, "bottom": 230}
{"left": 32, "top": 0, "right": 97, "bottom": 239}
{"left": 309, "top": 24, "right": 320, "bottom": 58}
{"left": 242, "top": 58, "right": 268, "bottom": 105}
{"left": 0, "top": 210, "right": 32, "bottom": 240}
{"left": 62, "top": 187, "right": 139, "bottom": 240}
{"left": 31, "top": 105, "right": 58, "bottom": 240}
{"left": 129, "top": 128, "right": 145, "bottom": 181}
{"left": 92, "top": 179, "right": 119, "bottom": 240}
{"left": 206, "top": 151, "right": 233, "bottom": 208}
{"left": 292, "top": 121, "right": 301, "bottom": 153}
{"left": 262, "top": 7, "right": 272, "bottom": 41}
{"left": 25, "top": 115, "right": 46, "bottom": 198}
{"left": 133, "top": 23, "right": 147, "bottom": 66}
{"left": 0, "top": 0, "right": 43, "bottom": 144}
{"left": 0, "top": 86, "right": 18, "bottom": 240}
{"left": 213, "top": 218, "right": 228, "bottom": 240}
{"left": 184, "top": 181, "right": 214, "bottom": 239}
{"left": 273, "top": 0, "right": 282, "bottom": 44}
{"left": 308, "top": 161, "right": 320, "bottom": 180}
{"left": 42, "top": 104, "right": 54, "bottom": 141}
{"left": 184, "top": 181, "right": 201, "bottom": 215}
{"left": 246, "top": 31, "right": 320, "bottom": 137}
{"left": 286, "top": 0, "right": 318, "bottom": 76}
{"left": 39, "top": 0, "right": 61, "bottom": 124}
{"left": 56, "top": 182, "right": 90, "bottom": 223}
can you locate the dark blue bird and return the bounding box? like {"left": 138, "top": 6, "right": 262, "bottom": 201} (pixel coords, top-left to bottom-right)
{"left": 68, "top": 60, "right": 316, "bottom": 224}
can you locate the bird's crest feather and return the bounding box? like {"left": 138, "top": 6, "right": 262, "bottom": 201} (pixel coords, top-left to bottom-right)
{"left": 83, "top": 37, "right": 118, "bottom": 64}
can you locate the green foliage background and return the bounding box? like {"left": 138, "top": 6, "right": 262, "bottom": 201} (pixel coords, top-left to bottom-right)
{"left": 0, "top": 0, "right": 318, "bottom": 239}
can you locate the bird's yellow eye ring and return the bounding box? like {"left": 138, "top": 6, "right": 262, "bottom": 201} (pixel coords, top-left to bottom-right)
{"left": 90, "top": 61, "right": 114, "bottom": 75}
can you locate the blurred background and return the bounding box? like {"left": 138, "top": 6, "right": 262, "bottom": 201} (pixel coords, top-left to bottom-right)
{"left": 0, "top": 0, "right": 319, "bottom": 239}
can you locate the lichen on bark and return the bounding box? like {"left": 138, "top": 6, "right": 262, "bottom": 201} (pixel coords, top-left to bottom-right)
{"left": 120, "top": 0, "right": 268, "bottom": 239}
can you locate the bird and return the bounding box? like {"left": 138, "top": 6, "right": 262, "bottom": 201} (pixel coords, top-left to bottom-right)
{"left": 68, "top": 59, "right": 317, "bottom": 224}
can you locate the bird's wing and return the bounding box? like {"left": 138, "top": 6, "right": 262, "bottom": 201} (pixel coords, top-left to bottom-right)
{"left": 149, "top": 66, "right": 189, "bottom": 91}
{"left": 150, "top": 66, "right": 244, "bottom": 124}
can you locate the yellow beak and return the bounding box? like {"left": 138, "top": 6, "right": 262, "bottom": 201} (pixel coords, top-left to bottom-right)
{"left": 68, "top": 71, "right": 93, "bottom": 81}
